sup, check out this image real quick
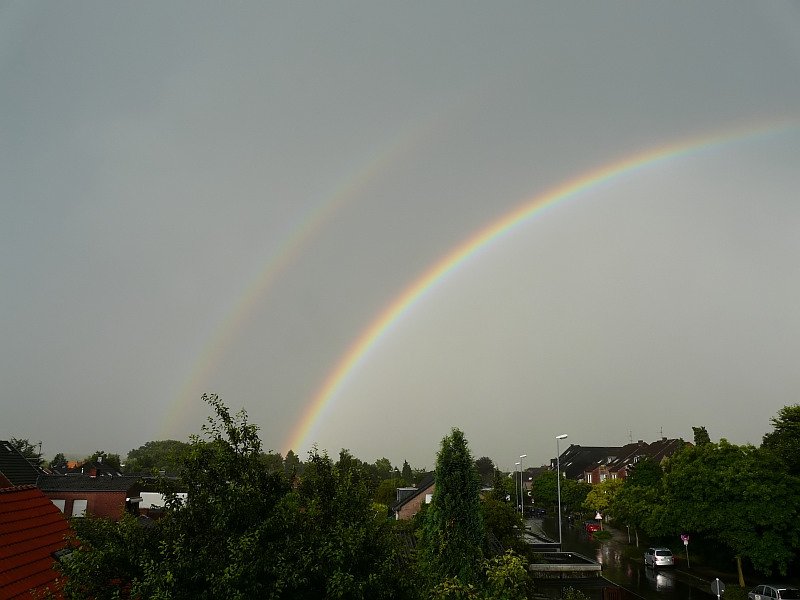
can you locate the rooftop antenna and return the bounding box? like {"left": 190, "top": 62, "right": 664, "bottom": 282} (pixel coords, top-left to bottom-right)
{"left": 628, "top": 429, "right": 633, "bottom": 444}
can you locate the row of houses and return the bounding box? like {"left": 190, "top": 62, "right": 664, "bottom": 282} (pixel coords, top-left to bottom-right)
{"left": 550, "top": 437, "right": 686, "bottom": 485}
{"left": 390, "top": 437, "right": 686, "bottom": 521}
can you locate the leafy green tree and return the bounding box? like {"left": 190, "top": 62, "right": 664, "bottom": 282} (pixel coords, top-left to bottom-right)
{"left": 625, "top": 457, "right": 663, "bottom": 488}
{"left": 373, "top": 457, "right": 393, "bottom": 481}
{"left": 762, "top": 404, "right": 800, "bottom": 475}
{"left": 656, "top": 440, "right": 800, "bottom": 576}
{"left": 583, "top": 478, "right": 624, "bottom": 517}
{"left": 59, "top": 513, "right": 162, "bottom": 599}
{"left": 259, "top": 451, "right": 284, "bottom": 473}
{"left": 59, "top": 394, "right": 418, "bottom": 599}
{"left": 692, "top": 426, "right": 711, "bottom": 446}
{"left": 481, "top": 496, "right": 523, "bottom": 551}
{"left": 419, "top": 428, "right": 485, "bottom": 586}
{"left": 124, "top": 439, "right": 191, "bottom": 474}
{"left": 531, "top": 471, "right": 589, "bottom": 516}
{"left": 374, "top": 477, "right": 407, "bottom": 505}
{"left": 606, "top": 457, "right": 664, "bottom": 545}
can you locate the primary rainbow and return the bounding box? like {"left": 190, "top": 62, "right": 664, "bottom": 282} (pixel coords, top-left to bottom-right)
{"left": 284, "top": 118, "right": 798, "bottom": 454}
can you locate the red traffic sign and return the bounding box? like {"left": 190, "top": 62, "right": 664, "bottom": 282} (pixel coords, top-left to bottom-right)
{"left": 681, "top": 534, "right": 690, "bottom": 544}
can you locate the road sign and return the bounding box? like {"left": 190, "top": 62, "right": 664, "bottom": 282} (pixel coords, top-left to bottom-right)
{"left": 710, "top": 578, "right": 725, "bottom": 598}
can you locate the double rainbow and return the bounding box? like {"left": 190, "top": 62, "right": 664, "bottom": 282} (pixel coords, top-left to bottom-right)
{"left": 284, "top": 119, "right": 798, "bottom": 454}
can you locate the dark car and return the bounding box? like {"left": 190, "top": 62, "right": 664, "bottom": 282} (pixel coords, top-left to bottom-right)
{"left": 748, "top": 584, "right": 800, "bottom": 599}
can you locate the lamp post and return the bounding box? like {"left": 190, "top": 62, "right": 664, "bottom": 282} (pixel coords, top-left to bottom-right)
{"left": 519, "top": 454, "right": 527, "bottom": 517}
{"left": 514, "top": 461, "right": 521, "bottom": 512}
{"left": 555, "top": 434, "right": 568, "bottom": 549}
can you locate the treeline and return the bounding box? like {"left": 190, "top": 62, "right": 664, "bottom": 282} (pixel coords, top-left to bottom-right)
{"left": 56, "top": 394, "right": 533, "bottom": 599}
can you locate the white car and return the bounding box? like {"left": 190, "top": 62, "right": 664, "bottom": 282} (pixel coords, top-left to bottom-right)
{"left": 643, "top": 547, "right": 673, "bottom": 568}
{"left": 748, "top": 584, "right": 800, "bottom": 599}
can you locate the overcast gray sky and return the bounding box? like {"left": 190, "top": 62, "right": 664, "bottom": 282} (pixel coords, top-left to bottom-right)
{"left": 3, "top": 2, "right": 800, "bottom": 470}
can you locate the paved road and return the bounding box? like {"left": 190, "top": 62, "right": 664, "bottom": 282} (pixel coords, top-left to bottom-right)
{"left": 531, "top": 517, "right": 716, "bottom": 599}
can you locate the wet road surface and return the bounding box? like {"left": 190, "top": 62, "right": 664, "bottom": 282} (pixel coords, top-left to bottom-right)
{"left": 531, "top": 517, "right": 716, "bottom": 599}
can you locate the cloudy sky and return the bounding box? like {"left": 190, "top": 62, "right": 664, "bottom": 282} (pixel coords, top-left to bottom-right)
{"left": 3, "top": 2, "right": 800, "bottom": 470}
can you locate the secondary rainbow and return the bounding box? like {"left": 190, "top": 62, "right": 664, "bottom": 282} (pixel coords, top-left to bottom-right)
{"left": 160, "top": 120, "right": 436, "bottom": 437}
{"left": 285, "top": 118, "right": 798, "bottom": 454}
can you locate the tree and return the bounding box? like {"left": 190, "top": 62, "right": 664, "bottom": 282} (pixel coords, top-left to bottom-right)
{"left": 656, "top": 440, "right": 800, "bottom": 577}
{"left": 259, "top": 451, "right": 284, "bottom": 473}
{"left": 761, "top": 404, "right": 800, "bottom": 475}
{"left": 474, "top": 457, "right": 495, "bottom": 486}
{"left": 284, "top": 449, "right": 302, "bottom": 475}
{"left": 124, "top": 439, "right": 191, "bottom": 474}
{"left": 9, "top": 437, "right": 42, "bottom": 466}
{"left": 59, "top": 394, "right": 418, "bottom": 599}
{"left": 419, "top": 428, "right": 485, "bottom": 586}
{"left": 583, "top": 478, "right": 624, "bottom": 518}
{"left": 401, "top": 459, "right": 413, "bottom": 482}
{"left": 49, "top": 452, "right": 67, "bottom": 470}
{"left": 692, "top": 426, "right": 711, "bottom": 446}
{"left": 607, "top": 458, "right": 663, "bottom": 547}
{"left": 373, "top": 457, "right": 393, "bottom": 482}
{"left": 374, "top": 477, "right": 407, "bottom": 505}
{"left": 481, "top": 496, "right": 523, "bottom": 551}
{"left": 530, "top": 471, "right": 589, "bottom": 516}
{"left": 85, "top": 450, "right": 122, "bottom": 472}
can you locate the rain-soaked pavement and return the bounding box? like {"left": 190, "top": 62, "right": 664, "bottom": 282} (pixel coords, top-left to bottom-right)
{"left": 529, "top": 516, "right": 717, "bottom": 599}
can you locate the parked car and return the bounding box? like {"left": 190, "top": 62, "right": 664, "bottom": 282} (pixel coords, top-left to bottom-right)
{"left": 748, "top": 584, "right": 800, "bottom": 599}
{"left": 643, "top": 547, "right": 674, "bottom": 568}
{"left": 584, "top": 521, "right": 601, "bottom": 533}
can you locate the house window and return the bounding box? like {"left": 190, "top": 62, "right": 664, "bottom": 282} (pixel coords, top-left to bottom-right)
{"left": 425, "top": 494, "right": 433, "bottom": 504}
{"left": 600, "top": 473, "right": 606, "bottom": 482}
{"left": 611, "top": 473, "right": 617, "bottom": 479}
{"left": 51, "top": 499, "right": 66, "bottom": 512}
{"left": 586, "top": 473, "right": 592, "bottom": 484}
{"left": 71, "top": 499, "right": 88, "bottom": 517}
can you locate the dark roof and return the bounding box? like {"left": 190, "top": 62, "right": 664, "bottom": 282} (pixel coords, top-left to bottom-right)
{"left": 0, "top": 485, "right": 72, "bottom": 599}
{"left": 555, "top": 445, "right": 622, "bottom": 480}
{"left": 51, "top": 460, "right": 122, "bottom": 477}
{"left": 37, "top": 474, "right": 140, "bottom": 493}
{"left": 0, "top": 441, "right": 45, "bottom": 487}
{"left": 391, "top": 472, "right": 435, "bottom": 512}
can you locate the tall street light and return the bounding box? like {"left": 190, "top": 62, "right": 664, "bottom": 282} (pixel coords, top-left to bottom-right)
{"left": 514, "top": 461, "right": 521, "bottom": 512}
{"left": 555, "top": 434, "right": 568, "bottom": 549}
{"left": 519, "top": 454, "right": 527, "bottom": 517}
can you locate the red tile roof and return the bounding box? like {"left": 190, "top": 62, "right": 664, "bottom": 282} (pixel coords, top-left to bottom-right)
{"left": 0, "top": 485, "right": 72, "bottom": 600}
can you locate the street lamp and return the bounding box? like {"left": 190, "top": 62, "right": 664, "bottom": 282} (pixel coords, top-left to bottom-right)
{"left": 555, "top": 434, "right": 568, "bottom": 549}
{"left": 519, "top": 454, "right": 527, "bottom": 517}
{"left": 514, "top": 462, "right": 521, "bottom": 513}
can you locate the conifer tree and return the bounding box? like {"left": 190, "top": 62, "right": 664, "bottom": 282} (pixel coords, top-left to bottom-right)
{"left": 419, "top": 428, "right": 485, "bottom": 585}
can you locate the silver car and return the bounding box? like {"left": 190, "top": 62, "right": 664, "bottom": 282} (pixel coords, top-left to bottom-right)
{"left": 643, "top": 547, "right": 674, "bottom": 568}
{"left": 748, "top": 584, "right": 800, "bottom": 599}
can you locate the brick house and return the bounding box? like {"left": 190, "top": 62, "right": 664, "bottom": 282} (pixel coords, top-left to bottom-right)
{"left": 391, "top": 473, "right": 435, "bottom": 520}
{"left": 0, "top": 484, "right": 73, "bottom": 599}
{"left": 37, "top": 475, "right": 142, "bottom": 520}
